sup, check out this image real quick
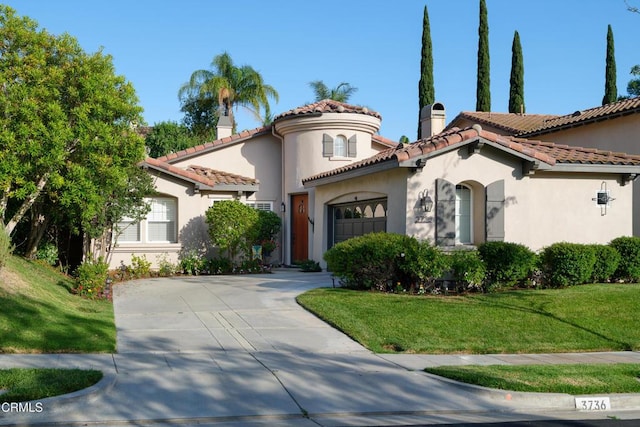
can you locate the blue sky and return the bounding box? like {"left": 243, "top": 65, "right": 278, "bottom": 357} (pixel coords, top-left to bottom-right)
{"left": 9, "top": 1, "right": 639, "bottom": 141}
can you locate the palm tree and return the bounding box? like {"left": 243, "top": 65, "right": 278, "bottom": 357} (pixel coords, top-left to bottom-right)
{"left": 309, "top": 80, "right": 358, "bottom": 103}
{"left": 178, "top": 52, "right": 278, "bottom": 132}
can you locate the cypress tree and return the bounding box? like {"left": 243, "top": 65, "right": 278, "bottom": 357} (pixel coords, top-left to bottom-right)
{"left": 417, "top": 5, "right": 435, "bottom": 139}
{"left": 508, "top": 31, "right": 525, "bottom": 114}
{"left": 476, "top": 0, "right": 491, "bottom": 111}
{"left": 602, "top": 24, "right": 617, "bottom": 105}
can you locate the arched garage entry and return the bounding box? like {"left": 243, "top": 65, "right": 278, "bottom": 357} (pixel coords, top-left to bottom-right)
{"left": 329, "top": 198, "right": 387, "bottom": 247}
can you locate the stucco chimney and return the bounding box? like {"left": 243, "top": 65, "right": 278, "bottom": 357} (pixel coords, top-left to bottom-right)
{"left": 419, "top": 102, "right": 446, "bottom": 138}
{"left": 216, "top": 115, "right": 233, "bottom": 139}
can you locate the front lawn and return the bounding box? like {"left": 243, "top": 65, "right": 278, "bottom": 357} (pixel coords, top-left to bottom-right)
{"left": 296, "top": 284, "right": 640, "bottom": 354}
{"left": 0, "top": 368, "right": 103, "bottom": 402}
{"left": 425, "top": 364, "right": 640, "bottom": 394}
{"left": 0, "top": 256, "right": 115, "bottom": 353}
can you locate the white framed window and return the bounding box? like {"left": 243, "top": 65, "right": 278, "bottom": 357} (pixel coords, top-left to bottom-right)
{"left": 455, "top": 184, "right": 472, "bottom": 244}
{"left": 115, "top": 217, "right": 140, "bottom": 243}
{"left": 147, "top": 198, "right": 177, "bottom": 243}
{"left": 334, "top": 135, "right": 347, "bottom": 157}
{"left": 246, "top": 201, "right": 273, "bottom": 211}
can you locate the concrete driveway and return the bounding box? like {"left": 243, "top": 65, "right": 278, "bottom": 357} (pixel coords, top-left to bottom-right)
{"left": 2, "top": 270, "right": 639, "bottom": 426}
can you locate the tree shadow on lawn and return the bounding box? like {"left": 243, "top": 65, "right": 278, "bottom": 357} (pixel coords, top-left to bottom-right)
{"left": 470, "top": 292, "right": 634, "bottom": 351}
{"left": 0, "top": 293, "right": 115, "bottom": 353}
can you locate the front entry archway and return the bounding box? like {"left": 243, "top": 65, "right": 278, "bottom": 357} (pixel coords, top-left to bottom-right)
{"left": 291, "top": 194, "right": 308, "bottom": 262}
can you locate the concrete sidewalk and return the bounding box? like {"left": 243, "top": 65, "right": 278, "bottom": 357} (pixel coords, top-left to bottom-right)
{"left": 1, "top": 271, "right": 639, "bottom": 426}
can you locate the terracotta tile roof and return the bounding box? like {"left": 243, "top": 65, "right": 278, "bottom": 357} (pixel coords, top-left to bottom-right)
{"left": 303, "top": 126, "right": 640, "bottom": 184}
{"left": 274, "top": 99, "right": 382, "bottom": 121}
{"left": 518, "top": 96, "right": 640, "bottom": 137}
{"left": 155, "top": 126, "right": 272, "bottom": 163}
{"left": 447, "top": 112, "right": 559, "bottom": 134}
{"left": 143, "top": 157, "right": 258, "bottom": 189}
{"left": 372, "top": 134, "right": 398, "bottom": 147}
{"left": 187, "top": 165, "right": 259, "bottom": 186}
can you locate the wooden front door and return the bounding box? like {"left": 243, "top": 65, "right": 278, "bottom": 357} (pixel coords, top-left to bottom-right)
{"left": 291, "top": 194, "right": 308, "bottom": 262}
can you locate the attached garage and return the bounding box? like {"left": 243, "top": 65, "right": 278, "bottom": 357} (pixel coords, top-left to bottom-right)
{"left": 330, "top": 198, "right": 387, "bottom": 246}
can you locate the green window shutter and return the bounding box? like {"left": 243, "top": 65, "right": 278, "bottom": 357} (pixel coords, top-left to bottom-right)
{"left": 347, "top": 135, "right": 357, "bottom": 157}
{"left": 436, "top": 178, "right": 456, "bottom": 246}
{"left": 486, "top": 179, "right": 505, "bottom": 242}
{"left": 322, "top": 134, "right": 333, "bottom": 157}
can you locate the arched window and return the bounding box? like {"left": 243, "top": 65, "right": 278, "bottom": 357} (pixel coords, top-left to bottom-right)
{"left": 334, "top": 135, "right": 347, "bottom": 157}
{"left": 455, "top": 184, "right": 472, "bottom": 244}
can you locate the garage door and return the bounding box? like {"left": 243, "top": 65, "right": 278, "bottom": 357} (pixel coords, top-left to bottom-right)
{"left": 332, "top": 198, "right": 387, "bottom": 245}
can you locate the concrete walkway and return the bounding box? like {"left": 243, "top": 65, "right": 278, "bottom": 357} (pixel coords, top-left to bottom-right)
{"left": 1, "top": 270, "right": 639, "bottom": 426}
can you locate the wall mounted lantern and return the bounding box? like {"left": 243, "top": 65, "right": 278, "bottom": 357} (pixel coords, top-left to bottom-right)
{"left": 592, "top": 181, "right": 615, "bottom": 216}
{"left": 280, "top": 202, "right": 286, "bottom": 213}
{"left": 418, "top": 190, "right": 434, "bottom": 213}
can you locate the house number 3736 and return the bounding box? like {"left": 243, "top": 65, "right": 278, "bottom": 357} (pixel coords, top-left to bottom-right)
{"left": 575, "top": 397, "right": 610, "bottom": 411}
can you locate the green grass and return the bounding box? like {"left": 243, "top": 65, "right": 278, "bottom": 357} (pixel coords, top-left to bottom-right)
{"left": 296, "top": 285, "right": 640, "bottom": 354}
{"left": 0, "top": 368, "right": 103, "bottom": 402}
{"left": 0, "top": 256, "right": 116, "bottom": 353}
{"left": 425, "top": 364, "right": 640, "bottom": 394}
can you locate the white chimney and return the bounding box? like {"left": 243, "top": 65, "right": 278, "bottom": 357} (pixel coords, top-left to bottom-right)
{"left": 419, "top": 102, "right": 446, "bottom": 138}
{"left": 216, "top": 114, "right": 233, "bottom": 139}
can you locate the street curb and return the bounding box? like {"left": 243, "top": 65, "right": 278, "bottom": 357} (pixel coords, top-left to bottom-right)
{"left": 422, "top": 371, "right": 640, "bottom": 412}
{"left": 30, "top": 370, "right": 117, "bottom": 412}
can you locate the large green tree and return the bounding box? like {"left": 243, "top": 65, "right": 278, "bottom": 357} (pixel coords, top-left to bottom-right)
{"left": 508, "top": 31, "right": 525, "bottom": 114}
{"left": 178, "top": 52, "right": 278, "bottom": 133}
{"left": 309, "top": 81, "right": 358, "bottom": 103}
{"left": 626, "top": 65, "right": 640, "bottom": 97}
{"left": 0, "top": 6, "right": 152, "bottom": 258}
{"left": 602, "top": 24, "right": 617, "bottom": 105}
{"left": 417, "top": 5, "right": 435, "bottom": 139}
{"left": 145, "top": 121, "right": 201, "bottom": 158}
{"left": 476, "top": 0, "right": 491, "bottom": 112}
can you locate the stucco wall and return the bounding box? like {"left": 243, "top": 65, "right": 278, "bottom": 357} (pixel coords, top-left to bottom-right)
{"left": 311, "top": 168, "right": 408, "bottom": 267}
{"left": 406, "top": 146, "right": 633, "bottom": 251}
{"left": 108, "top": 172, "right": 220, "bottom": 269}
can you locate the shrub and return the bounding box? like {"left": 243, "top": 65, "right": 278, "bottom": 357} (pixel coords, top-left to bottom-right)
{"left": 324, "top": 232, "right": 406, "bottom": 290}
{"left": 207, "top": 257, "right": 233, "bottom": 275}
{"left": 589, "top": 244, "right": 620, "bottom": 283}
{"left": 74, "top": 257, "right": 109, "bottom": 298}
{"left": 540, "top": 243, "right": 596, "bottom": 287}
{"left": 610, "top": 236, "right": 640, "bottom": 282}
{"left": 238, "top": 258, "right": 263, "bottom": 273}
{"left": 130, "top": 254, "right": 151, "bottom": 278}
{"left": 478, "top": 242, "right": 536, "bottom": 288}
{"left": 156, "top": 253, "right": 177, "bottom": 277}
{"left": 396, "top": 238, "right": 450, "bottom": 287}
{"left": 0, "top": 229, "right": 13, "bottom": 272}
{"left": 35, "top": 242, "right": 58, "bottom": 266}
{"left": 206, "top": 200, "right": 259, "bottom": 260}
{"left": 179, "top": 250, "right": 207, "bottom": 275}
{"left": 299, "top": 259, "right": 322, "bottom": 272}
{"left": 448, "top": 249, "right": 486, "bottom": 292}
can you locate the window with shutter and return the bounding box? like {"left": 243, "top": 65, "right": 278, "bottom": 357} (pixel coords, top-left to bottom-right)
{"left": 322, "top": 134, "right": 333, "bottom": 157}
{"left": 486, "top": 180, "right": 505, "bottom": 242}
{"left": 334, "top": 135, "right": 347, "bottom": 157}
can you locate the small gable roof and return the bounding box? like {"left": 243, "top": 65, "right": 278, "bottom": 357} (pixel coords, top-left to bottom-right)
{"left": 518, "top": 96, "right": 640, "bottom": 137}
{"left": 143, "top": 157, "right": 259, "bottom": 192}
{"left": 303, "top": 126, "right": 640, "bottom": 186}
{"left": 446, "top": 112, "right": 558, "bottom": 134}
{"left": 274, "top": 99, "right": 382, "bottom": 121}
{"left": 156, "top": 126, "right": 272, "bottom": 164}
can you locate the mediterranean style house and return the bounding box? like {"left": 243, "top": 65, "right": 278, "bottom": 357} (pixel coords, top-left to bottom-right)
{"left": 108, "top": 98, "right": 640, "bottom": 269}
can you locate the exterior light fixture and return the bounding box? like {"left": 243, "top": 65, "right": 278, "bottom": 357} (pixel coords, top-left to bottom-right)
{"left": 419, "top": 190, "right": 434, "bottom": 213}
{"left": 592, "top": 181, "right": 615, "bottom": 216}
{"left": 280, "top": 202, "right": 286, "bottom": 213}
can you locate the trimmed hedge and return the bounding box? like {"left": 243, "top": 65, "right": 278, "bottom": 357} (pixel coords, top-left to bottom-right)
{"left": 610, "top": 236, "right": 640, "bottom": 282}
{"left": 449, "top": 249, "right": 485, "bottom": 292}
{"left": 478, "top": 242, "right": 537, "bottom": 289}
{"left": 540, "top": 243, "right": 596, "bottom": 287}
{"left": 589, "top": 244, "right": 620, "bottom": 283}
{"left": 324, "top": 232, "right": 448, "bottom": 290}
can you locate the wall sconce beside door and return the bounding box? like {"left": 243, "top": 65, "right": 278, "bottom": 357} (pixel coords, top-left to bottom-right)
{"left": 419, "top": 190, "right": 434, "bottom": 213}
